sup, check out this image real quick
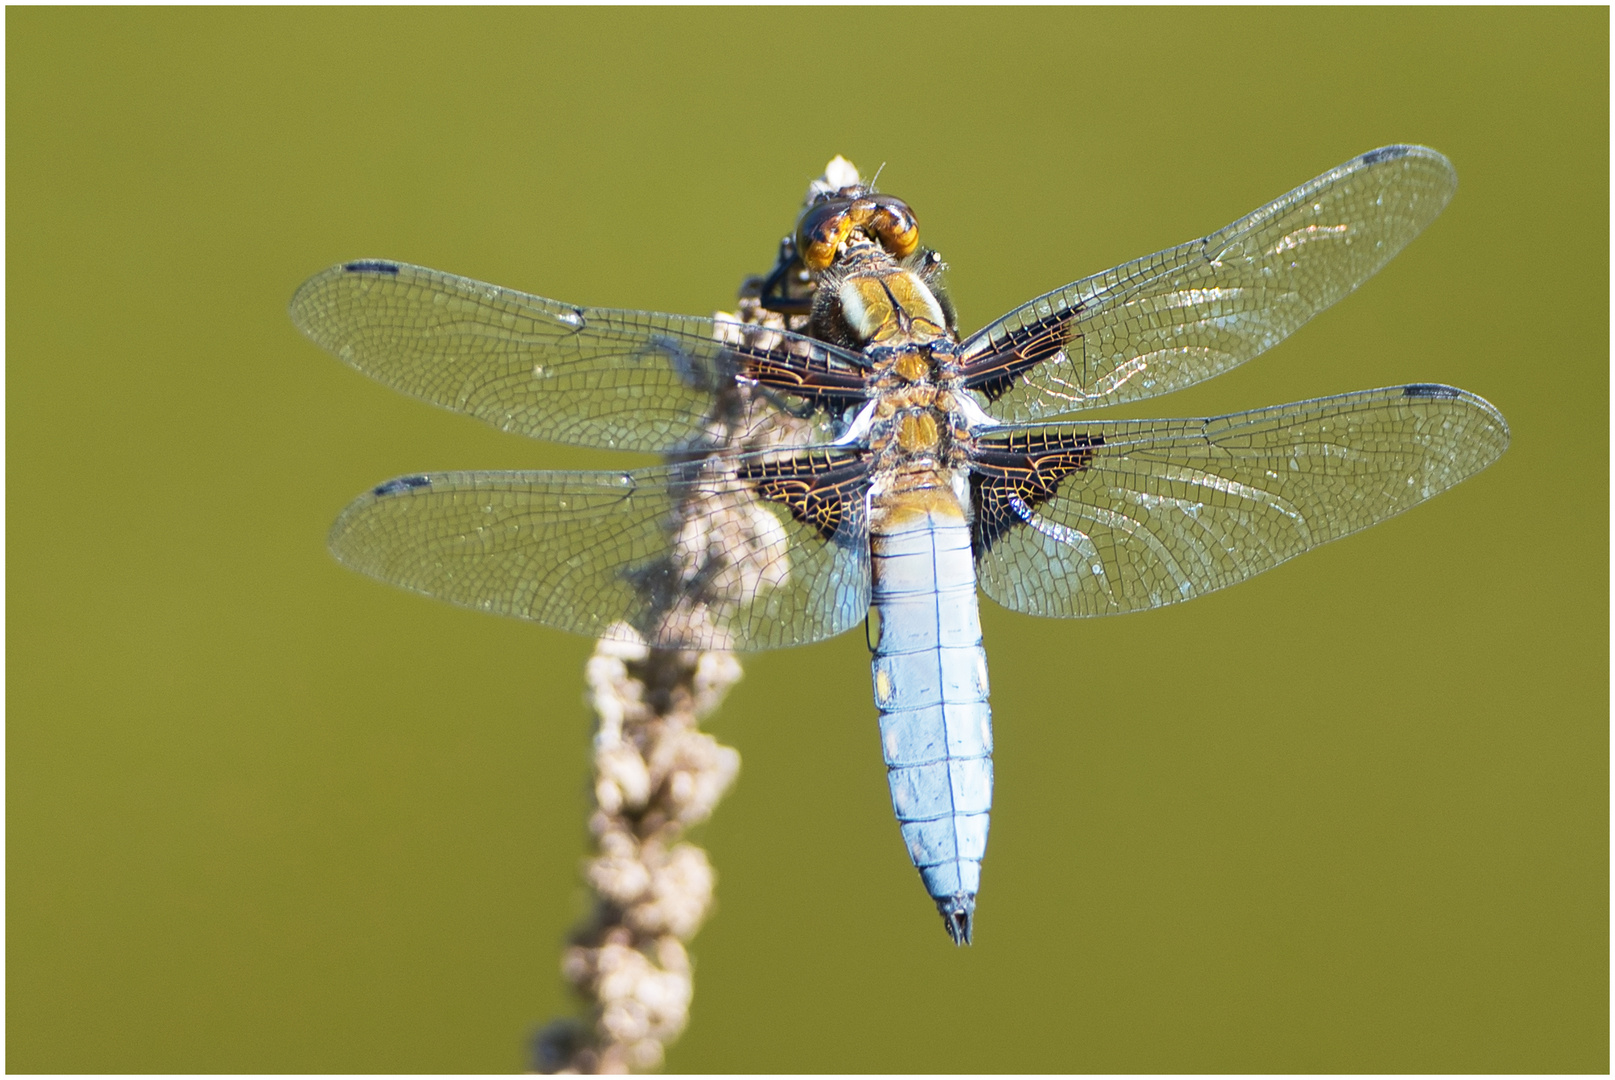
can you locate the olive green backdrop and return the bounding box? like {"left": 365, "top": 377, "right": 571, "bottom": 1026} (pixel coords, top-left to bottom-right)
{"left": 8, "top": 7, "right": 1607, "bottom": 1074}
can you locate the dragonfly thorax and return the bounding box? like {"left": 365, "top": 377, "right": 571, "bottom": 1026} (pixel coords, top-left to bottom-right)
{"left": 803, "top": 232, "right": 960, "bottom": 352}
{"left": 836, "top": 266, "right": 949, "bottom": 348}
{"left": 865, "top": 383, "right": 972, "bottom": 492}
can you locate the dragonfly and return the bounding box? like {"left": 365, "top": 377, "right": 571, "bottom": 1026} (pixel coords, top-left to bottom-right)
{"left": 291, "top": 146, "right": 1508, "bottom": 946}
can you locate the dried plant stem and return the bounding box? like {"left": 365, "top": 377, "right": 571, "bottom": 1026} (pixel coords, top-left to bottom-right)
{"left": 533, "top": 638, "right": 741, "bottom": 1073}
{"left": 536, "top": 158, "right": 855, "bottom": 1072}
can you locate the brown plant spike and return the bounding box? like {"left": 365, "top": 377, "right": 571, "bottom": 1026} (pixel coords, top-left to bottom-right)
{"left": 531, "top": 638, "right": 742, "bottom": 1073}
{"left": 533, "top": 160, "right": 857, "bottom": 1073}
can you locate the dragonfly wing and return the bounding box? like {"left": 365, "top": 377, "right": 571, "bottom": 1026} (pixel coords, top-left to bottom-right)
{"left": 958, "top": 146, "right": 1458, "bottom": 421}
{"left": 291, "top": 260, "right": 870, "bottom": 453}
{"left": 328, "top": 450, "right": 873, "bottom": 651}
{"left": 971, "top": 385, "right": 1508, "bottom": 617}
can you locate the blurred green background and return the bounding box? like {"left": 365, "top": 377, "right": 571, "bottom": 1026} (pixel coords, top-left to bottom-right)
{"left": 8, "top": 7, "right": 1607, "bottom": 1073}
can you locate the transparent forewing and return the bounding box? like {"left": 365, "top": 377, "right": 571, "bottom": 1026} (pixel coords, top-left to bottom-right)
{"left": 959, "top": 146, "right": 1458, "bottom": 422}
{"left": 328, "top": 454, "right": 872, "bottom": 652}
{"left": 973, "top": 385, "right": 1508, "bottom": 617}
{"left": 290, "top": 261, "right": 869, "bottom": 453}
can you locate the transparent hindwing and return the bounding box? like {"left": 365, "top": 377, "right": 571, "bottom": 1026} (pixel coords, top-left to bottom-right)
{"left": 328, "top": 448, "right": 874, "bottom": 652}
{"left": 971, "top": 385, "right": 1508, "bottom": 617}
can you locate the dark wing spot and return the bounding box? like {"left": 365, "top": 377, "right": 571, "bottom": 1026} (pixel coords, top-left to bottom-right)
{"left": 1359, "top": 146, "right": 1410, "bottom": 167}
{"left": 372, "top": 474, "right": 431, "bottom": 497}
{"left": 342, "top": 260, "right": 401, "bottom": 275}
{"left": 969, "top": 430, "right": 1104, "bottom": 555}
{"left": 1403, "top": 383, "right": 1461, "bottom": 399}
{"left": 737, "top": 451, "right": 871, "bottom": 543}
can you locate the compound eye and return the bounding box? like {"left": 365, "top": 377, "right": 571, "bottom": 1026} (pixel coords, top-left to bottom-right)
{"left": 797, "top": 198, "right": 853, "bottom": 271}
{"left": 870, "top": 196, "right": 919, "bottom": 259}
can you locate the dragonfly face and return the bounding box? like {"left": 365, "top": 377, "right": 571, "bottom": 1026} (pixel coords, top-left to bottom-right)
{"left": 292, "top": 146, "right": 1509, "bottom": 946}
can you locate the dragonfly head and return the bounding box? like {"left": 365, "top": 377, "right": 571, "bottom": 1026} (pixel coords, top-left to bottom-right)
{"left": 797, "top": 192, "right": 919, "bottom": 271}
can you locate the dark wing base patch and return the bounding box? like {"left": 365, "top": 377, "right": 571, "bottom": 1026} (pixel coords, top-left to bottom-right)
{"left": 958, "top": 312, "right": 1076, "bottom": 403}
{"left": 737, "top": 450, "right": 871, "bottom": 542}
{"left": 733, "top": 343, "right": 871, "bottom": 412}
{"left": 969, "top": 429, "right": 1104, "bottom": 554}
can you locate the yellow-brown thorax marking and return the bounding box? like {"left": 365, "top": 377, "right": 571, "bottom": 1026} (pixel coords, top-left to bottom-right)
{"left": 896, "top": 410, "right": 940, "bottom": 454}
{"left": 838, "top": 265, "right": 950, "bottom": 350}
{"left": 868, "top": 377, "right": 965, "bottom": 469}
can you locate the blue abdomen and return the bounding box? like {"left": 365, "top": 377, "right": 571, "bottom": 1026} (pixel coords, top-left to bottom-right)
{"left": 870, "top": 504, "right": 993, "bottom": 944}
